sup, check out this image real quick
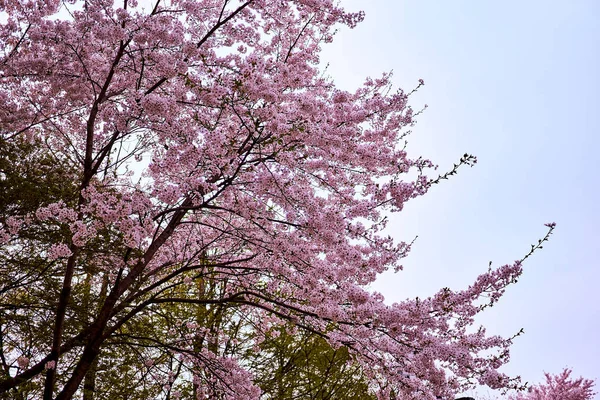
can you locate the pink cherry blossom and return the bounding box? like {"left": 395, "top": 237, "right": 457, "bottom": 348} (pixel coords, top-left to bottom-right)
{"left": 509, "top": 369, "right": 596, "bottom": 400}
{"left": 47, "top": 243, "right": 73, "bottom": 260}
{"left": 16, "top": 356, "right": 29, "bottom": 369}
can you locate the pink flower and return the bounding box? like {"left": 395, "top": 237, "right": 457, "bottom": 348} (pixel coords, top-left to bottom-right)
{"left": 16, "top": 356, "right": 29, "bottom": 369}
{"left": 47, "top": 243, "right": 72, "bottom": 260}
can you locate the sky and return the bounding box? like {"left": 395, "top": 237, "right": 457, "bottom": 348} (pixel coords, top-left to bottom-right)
{"left": 321, "top": 0, "right": 600, "bottom": 397}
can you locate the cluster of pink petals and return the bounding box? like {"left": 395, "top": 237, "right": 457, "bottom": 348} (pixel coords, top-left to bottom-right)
{"left": 509, "top": 369, "right": 596, "bottom": 400}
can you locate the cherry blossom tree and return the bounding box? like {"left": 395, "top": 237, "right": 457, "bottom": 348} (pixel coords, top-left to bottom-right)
{"left": 508, "top": 369, "right": 596, "bottom": 400}
{"left": 0, "top": 0, "right": 579, "bottom": 399}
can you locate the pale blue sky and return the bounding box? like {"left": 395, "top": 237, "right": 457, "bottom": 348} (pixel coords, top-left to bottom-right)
{"left": 322, "top": 0, "right": 599, "bottom": 397}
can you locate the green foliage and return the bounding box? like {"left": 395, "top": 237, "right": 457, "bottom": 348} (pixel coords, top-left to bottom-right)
{"left": 250, "top": 326, "right": 376, "bottom": 399}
